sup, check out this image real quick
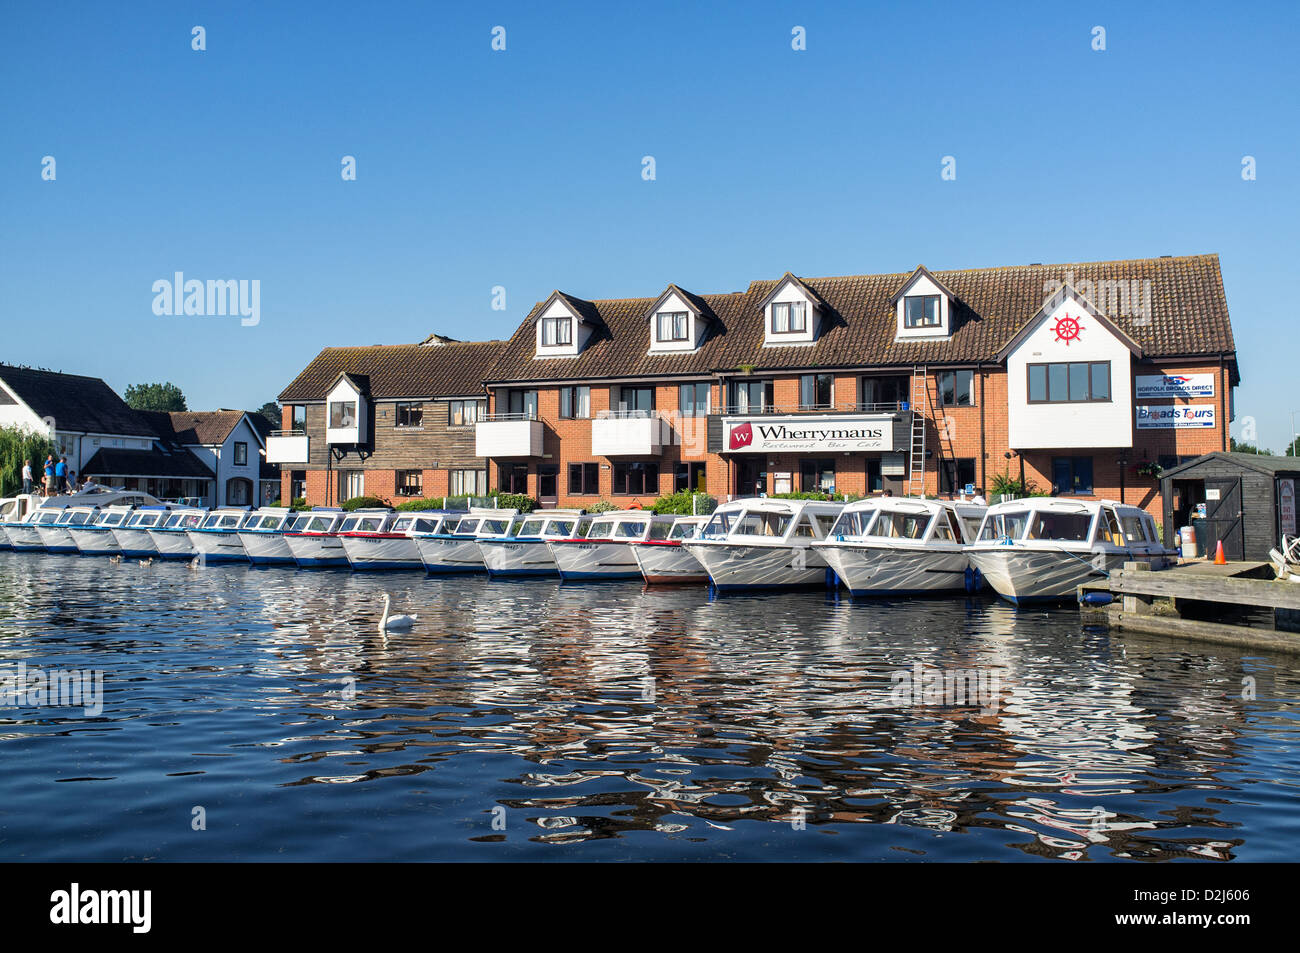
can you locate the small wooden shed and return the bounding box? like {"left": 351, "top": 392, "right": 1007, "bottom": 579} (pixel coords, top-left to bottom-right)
{"left": 1159, "top": 452, "right": 1300, "bottom": 560}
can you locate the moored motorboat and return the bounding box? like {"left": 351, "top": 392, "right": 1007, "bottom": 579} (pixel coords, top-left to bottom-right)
{"left": 478, "top": 510, "right": 589, "bottom": 577}
{"left": 111, "top": 506, "right": 176, "bottom": 557}
{"left": 412, "top": 509, "right": 517, "bottom": 574}
{"left": 0, "top": 493, "right": 43, "bottom": 548}
{"left": 967, "top": 497, "right": 1174, "bottom": 604}
{"left": 340, "top": 510, "right": 451, "bottom": 571}
{"left": 147, "top": 508, "right": 208, "bottom": 558}
{"left": 682, "top": 498, "right": 844, "bottom": 591}
{"left": 549, "top": 511, "right": 677, "bottom": 581}
{"left": 186, "top": 507, "right": 253, "bottom": 563}
{"left": 69, "top": 505, "right": 136, "bottom": 555}
{"left": 237, "top": 507, "right": 300, "bottom": 565}
{"left": 815, "top": 497, "right": 987, "bottom": 595}
{"left": 36, "top": 506, "right": 95, "bottom": 553}
{"left": 283, "top": 508, "right": 349, "bottom": 568}
{"left": 630, "top": 515, "right": 712, "bottom": 585}
{"left": 5, "top": 506, "right": 61, "bottom": 551}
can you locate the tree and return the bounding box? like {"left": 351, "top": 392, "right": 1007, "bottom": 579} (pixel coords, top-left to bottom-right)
{"left": 0, "top": 425, "right": 57, "bottom": 496}
{"left": 1230, "top": 437, "right": 1273, "bottom": 455}
{"left": 1286, "top": 436, "right": 1300, "bottom": 457}
{"left": 254, "top": 401, "right": 281, "bottom": 429}
{"left": 124, "top": 382, "right": 187, "bottom": 412}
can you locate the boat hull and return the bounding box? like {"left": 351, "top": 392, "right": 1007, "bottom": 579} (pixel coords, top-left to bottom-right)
{"left": 5, "top": 525, "right": 45, "bottom": 550}
{"left": 684, "top": 541, "right": 831, "bottom": 591}
{"left": 550, "top": 540, "right": 643, "bottom": 580}
{"left": 967, "top": 547, "right": 1172, "bottom": 603}
{"left": 631, "top": 541, "right": 709, "bottom": 584}
{"left": 148, "top": 529, "right": 196, "bottom": 558}
{"left": 285, "top": 534, "right": 349, "bottom": 568}
{"left": 111, "top": 528, "right": 159, "bottom": 557}
{"left": 186, "top": 530, "right": 248, "bottom": 563}
{"left": 478, "top": 539, "right": 558, "bottom": 577}
{"left": 36, "top": 526, "right": 78, "bottom": 553}
{"left": 70, "top": 527, "right": 122, "bottom": 555}
{"left": 820, "top": 543, "right": 973, "bottom": 595}
{"left": 239, "top": 532, "right": 296, "bottom": 565}
{"left": 414, "top": 535, "right": 486, "bottom": 573}
{"left": 339, "top": 534, "right": 424, "bottom": 571}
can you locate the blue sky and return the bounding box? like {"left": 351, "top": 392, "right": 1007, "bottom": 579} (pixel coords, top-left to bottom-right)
{"left": 2, "top": 1, "right": 1296, "bottom": 448}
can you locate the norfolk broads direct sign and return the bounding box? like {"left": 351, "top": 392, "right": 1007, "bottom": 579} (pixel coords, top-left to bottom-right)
{"left": 724, "top": 415, "right": 894, "bottom": 453}
{"left": 1134, "top": 374, "right": 1216, "bottom": 398}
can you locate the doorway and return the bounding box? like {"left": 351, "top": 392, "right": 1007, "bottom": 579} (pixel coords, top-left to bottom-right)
{"left": 537, "top": 465, "right": 559, "bottom": 506}
{"left": 736, "top": 458, "right": 766, "bottom": 497}
{"left": 1204, "top": 477, "right": 1244, "bottom": 560}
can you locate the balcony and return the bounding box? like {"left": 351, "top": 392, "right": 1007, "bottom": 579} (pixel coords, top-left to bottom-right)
{"left": 591, "top": 412, "right": 671, "bottom": 457}
{"left": 265, "top": 430, "right": 309, "bottom": 464}
{"left": 475, "top": 414, "right": 544, "bottom": 458}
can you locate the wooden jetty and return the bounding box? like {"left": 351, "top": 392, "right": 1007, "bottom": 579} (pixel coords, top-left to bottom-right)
{"left": 1079, "top": 560, "right": 1300, "bottom": 654}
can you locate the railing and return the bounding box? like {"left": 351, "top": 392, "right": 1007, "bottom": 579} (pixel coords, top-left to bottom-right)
{"left": 480, "top": 412, "right": 538, "bottom": 422}
{"left": 270, "top": 428, "right": 306, "bottom": 437}
{"left": 714, "top": 402, "right": 909, "bottom": 416}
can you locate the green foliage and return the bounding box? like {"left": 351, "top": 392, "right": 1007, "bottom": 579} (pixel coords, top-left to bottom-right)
{"left": 990, "top": 472, "right": 1049, "bottom": 498}
{"left": 394, "top": 495, "right": 473, "bottom": 512}
{"left": 494, "top": 493, "right": 537, "bottom": 513}
{"left": 651, "top": 491, "right": 718, "bottom": 515}
{"left": 254, "top": 401, "right": 281, "bottom": 428}
{"left": 1230, "top": 437, "right": 1273, "bottom": 455}
{"left": 584, "top": 499, "right": 620, "bottom": 514}
{"left": 0, "top": 426, "right": 56, "bottom": 497}
{"left": 340, "top": 495, "right": 390, "bottom": 512}
{"left": 124, "top": 381, "right": 187, "bottom": 412}
{"left": 768, "top": 491, "right": 863, "bottom": 502}
{"left": 290, "top": 497, "right": 309, "bottom": 510}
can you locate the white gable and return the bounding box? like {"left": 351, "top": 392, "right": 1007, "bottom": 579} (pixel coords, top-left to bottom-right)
{"left": 894, "top": 272, "right": 952, "bottom": 340}
{"left": 648, "top": 291, "right": 706, "bottom": 354}
{"left": 763, "top": 277, "right": 820, "bottom": 347}
{"left": 534, "top": 298, "right": 591, "bottom": 358}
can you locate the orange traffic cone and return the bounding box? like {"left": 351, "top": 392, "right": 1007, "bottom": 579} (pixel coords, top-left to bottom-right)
{"left": 1213, "top": 540, "right": 1228, "bottom": 565}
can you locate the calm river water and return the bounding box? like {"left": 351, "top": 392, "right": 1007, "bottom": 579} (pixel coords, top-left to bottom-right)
{"left": 0, "top": 550, "right": 1297, "bottom": 862}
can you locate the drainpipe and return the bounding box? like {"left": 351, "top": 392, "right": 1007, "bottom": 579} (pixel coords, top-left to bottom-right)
{"left": 978, "top": 362, "right": 986, "bottom": 492}
{"left": 1218, "top": 352, "right": 1228, "bottom": 452}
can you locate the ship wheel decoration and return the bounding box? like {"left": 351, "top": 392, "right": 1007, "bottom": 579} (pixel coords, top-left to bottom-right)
{"left": 1053, "top": 312, "right": 1084, "bottom": 345}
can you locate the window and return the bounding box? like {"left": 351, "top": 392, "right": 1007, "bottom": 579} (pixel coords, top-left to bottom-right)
{"left": 395, "top": 402, "right": 424, "bottom": 427}
{"left": 674, "top": 462, "right": 707, "bottom": 493}
{"left": 617, "top": 386, "right": 655, "bottom": 416}
{"left": 504, "top": 390, "right": 538, "bottom": 419}
{"left": 395, "top": 470, "right": 423, "bottom": 496}
{"left": 450, "top": 469, "right": 486, "bottom": 496}
{"left": 729, "top": 379, "right": 773, "bottom": 413}
{"left": 771, "top": 301, "right": 807, "bottom": 334}
{"left": 290, "top": 470, "right": 306, "bottom": 500}
{"left": 859, "top": 376, "right": 909, "bottom": 409}
{"left": 329, "top": 401, "right": 357, "bottom": 428}
{"left": 540, "top": 316, "right": 572, "bottom": 346}
{"left": 559, "top": 386, "right": 590, "bottom": 419}
{"left": 568, "top": 463, "right": 599, "bottom": 495}
{"left": 1051, "top": 456, "right": 1094, "bottom": 495}
{"left": 799, "top": 374, "right": 834, "bottom": 410}
{"left": 233, "top": 441, "right": 248, "bottom": 466}
{"left": 940, "top": 458, "right": 976, "bottom": 494}
{"left": 656, "top": 311, "right": 689, "bottom": 342}
{"left": 449, "top": 399, "right": 485, "bottom": 426}
{"left": 938, "top": 370, "right": 974, "bottom": 407}
{"left": 612, "top": 462, "right": 659, "bottom": 495}
{"left": 1027, "top": 362, "right": 1111, "bottom": 403}
{"left": 339, "top": 470, "right": 364, "bottom": 500}
{"left": 537, "top": 465, "right": 559, "bottom": 500}
{"left": 904, "top": 294, "right": 941, "bottom": 328}
{"left": 799, "top": 459, "right": 836, "bottom": 493}
{"left": 290, "top": 405, "right": 307, "bottom": 431}
{"left": 679, "top": 382, "right": 710, "bottom": 416}
{"left": 499, "top": 464, "right": 529, "bottom": 494}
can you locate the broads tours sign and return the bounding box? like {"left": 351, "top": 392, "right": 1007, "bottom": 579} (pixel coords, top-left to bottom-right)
{"left": 724, "top": 415, "right": 894, "bottom": 453}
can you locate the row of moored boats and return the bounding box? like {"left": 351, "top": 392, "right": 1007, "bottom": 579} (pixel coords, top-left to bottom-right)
{"left": 0, "top": 488, "right": 1177, "bottom": 604}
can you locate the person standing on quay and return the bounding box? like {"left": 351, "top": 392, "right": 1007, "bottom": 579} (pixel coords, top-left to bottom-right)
{"left": 55, "top": 456, "right": 68, "bottom": 493}
{"left": 43, "top": 456, "right": 55, "bottom": 495}
{"left": 22, "top": 460, "right": 33, "bottom": 494}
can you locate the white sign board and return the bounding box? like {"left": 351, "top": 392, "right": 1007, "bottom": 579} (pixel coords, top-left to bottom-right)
{"left": 1135, "top": 374, "right": 1215, "bottom": 398}
{"left": 722, "top": 415, "right": 893, "bottom": 454}
{"left": 1281, "top": 478, "right": 1297, "bottom": 536}
{"left": 1135, "top": 405, "right": 1216, "bottom": 429}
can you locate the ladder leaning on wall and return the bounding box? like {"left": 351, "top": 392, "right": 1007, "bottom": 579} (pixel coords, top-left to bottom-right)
{"left": 907, "top": 365, "right": 926, "bottom": 497}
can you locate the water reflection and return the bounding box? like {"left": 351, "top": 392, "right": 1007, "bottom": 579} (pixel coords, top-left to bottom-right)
{"left": 0, "top": 551, "right": 1296, "bottom": 861}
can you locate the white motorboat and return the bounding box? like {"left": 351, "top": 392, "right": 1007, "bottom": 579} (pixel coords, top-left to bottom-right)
{"left": 340, "top": 510, "right": 450, "bottom": 571}
{"left": 111, "top": 506, "right": 174, "bottom": 557}
{"left": 147, "top": 508, "right": 208, "bottom": 558}
{"left": 630, "top": 515, "right": 712, "bottom": 585}
{"left": 282, "top": 508, "right": 349, "bottom": 568}
{"left": 36, "top": 506, "right": 95, "bottom": 553}
{"left": 413, "top": 509, "right": 517, "bottom": 574}
{"left": 5, "top": 506, "right": 61, "bottom": 551}
{"left": 967, "top": 497, "right": 1175, "bottom": 604}
{"left": 0, "top": 493, "right": 43, "bottom": 548}
{"left": 478, "top": 510, "right": 589, "bottom": 578}
{"left": 236, "top": 507, "right": 299, "bottom": 565}
{"left": 68, "top": 505, "right": 136, "bottom": 555}
{"left": 815, "top": 497, "right": 987, "bottom": 595}
{"left": 549, "top": 511, "right": 677, "bottom": 581}
{"left": 682, "top": 498, "right": 844, "bottom": 591}
{"left": 186, "top": 507, "right": 254, "bottom": 563}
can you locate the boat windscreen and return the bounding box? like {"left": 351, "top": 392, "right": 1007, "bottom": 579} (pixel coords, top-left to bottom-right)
{"left": 518, "top": 519, "right": 546, "bottom": 536}
{"left": 701, "top": 512, "right": 734, "bottom": 538}
{"left": 478, "top": 519, "right": 508, "bottom": 536}
{"left": 1028, "top": 511, "right": 1093, "bottom": 542}
{"left": 615, "top": 521, "right": 648, "bottom": 538}
{"left": 867, "top": 512, "right": 929, "bottom": 540}
{"left": 100, "top": 512, "right": 125, "bottom": 526}
{"left": 587, "top": 521, "right": 613, "bottom": 538}
{"left": 733, "top": 512, "right": 791, "bottom": 538}
{"left": 978, "top": 511, "right": 1031, "bottom": 541}
{"left": 666, "top": 521, "right": 697, "bottom": 540}
{"left": 829, "top": 510, "right": 868, "bottom": 537}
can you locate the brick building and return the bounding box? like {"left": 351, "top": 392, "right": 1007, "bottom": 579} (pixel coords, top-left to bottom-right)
{"left": 272, "top": 255, "right": 1239, "bottom": 519}
{"left": 270, "top": 335, "right": 503, "bottom": 506}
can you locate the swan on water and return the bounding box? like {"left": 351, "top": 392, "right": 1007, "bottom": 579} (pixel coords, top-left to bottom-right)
{"left": 378, "top": 593, "right": 416, "bottom": 632}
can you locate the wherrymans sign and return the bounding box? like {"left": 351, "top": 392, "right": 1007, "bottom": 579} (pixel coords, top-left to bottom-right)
{"left": 1135, "top": 405, "right": 1217, "bottom": 429}
{"left": 1134, "top": 374, "right": 1216, "bottom": 398}
{"left": 723, "top": 415, "right": 894, "bottom": 453}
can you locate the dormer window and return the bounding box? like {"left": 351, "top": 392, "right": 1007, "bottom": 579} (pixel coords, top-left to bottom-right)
{"left": 904, "top": 295, "right": 940, "bottom": 329}
{"left": 656, "top": 312, "right": 689, "bottom": 342}
{"left": 329, "top": 400, "right": 356, "bottom": 428}
{"left": 540, "top": 316, "right": 572, "bottom": 346}
{"left": 772, "top": 301, "right": 807, "bottom": 334}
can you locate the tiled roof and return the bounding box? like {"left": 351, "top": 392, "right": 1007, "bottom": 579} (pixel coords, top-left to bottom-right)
{"left": 278, "top": 340, "right": 506, "bottom": 401}
{"left": 483, "top": 254, "right": 1236, "bottom": 383}
{"left": 140, "top": 410, "right": 247, "bottom": 446}
{"left": 82, "top": 446, "right": 215, "bottom": 480}
{"left": 0, "top": 365, "right": 157, "bottom": 437}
